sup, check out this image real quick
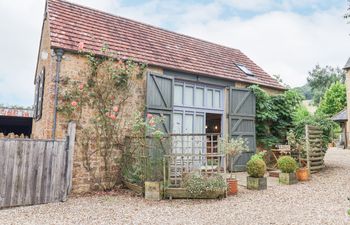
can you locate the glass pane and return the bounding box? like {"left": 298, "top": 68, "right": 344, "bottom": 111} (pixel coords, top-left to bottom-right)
{"left": 184, "top": 86, "right": 194, "bottom": 106}
{"left": 207, "top": 90, "right": 213, "bottom": 108}
{"left": 184, "top": 114, "right": 193, "bottom": 134}
{"left": 183, "top": 114, "right": 194, "bottom": 154}
{"left": 172, "top": 113, "right": 183, "bottom": 154}
{"left": 173, "top": 113, "right": 183, "bottom": 134}
{"left": 213, "top": 90, "right": 220, "bottom": 108}
{"left": 174, "top": 85, "right": 183, "bottom": 105}
{"left": 195, "top": 88, "right": 204, "bottom": 107}
{"left": 194, "top": 115, "right": 204, "bottom": 133}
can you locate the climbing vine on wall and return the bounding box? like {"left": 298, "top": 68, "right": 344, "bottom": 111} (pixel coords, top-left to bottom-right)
{"left": 58, "top": 44, "right": 146, "bottom": 191}
{"left": 249, "top": 85, "right": 303, "bottom": 149}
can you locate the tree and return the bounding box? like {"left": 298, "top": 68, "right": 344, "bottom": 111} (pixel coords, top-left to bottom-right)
{"left": 293, "top": 83, "right": 312, "bottom": 100}
{"left": 307, "top": 65, "right": 345, "bottom": 105}
{"left": 317, "top": 82, "right": 346, "bottom": 116}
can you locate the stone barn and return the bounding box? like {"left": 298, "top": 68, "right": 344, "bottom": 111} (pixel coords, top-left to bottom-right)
{"left": 32, "top": 0, "right": 285, "bottom": 193}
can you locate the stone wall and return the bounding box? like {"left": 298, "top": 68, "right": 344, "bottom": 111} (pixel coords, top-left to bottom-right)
{"left": 235, "top": 81, "right": 284, "bottom": 95}
{"left": 33, "top": 19, "right": 284, "bottom": 193}
{"left": 31, "top": 19, "right": 57, "bottom": 139}
{"left": 345, "top": 69, "right": 350, "bottom": 149}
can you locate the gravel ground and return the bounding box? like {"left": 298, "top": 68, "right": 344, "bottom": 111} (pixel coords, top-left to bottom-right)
{"left": 1, "top": 148, "right": 350, "bottom": 225}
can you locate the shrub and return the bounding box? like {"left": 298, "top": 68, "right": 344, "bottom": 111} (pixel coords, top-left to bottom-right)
{"left": 246, "top": 158, "right": 266, "bottom": 178}
{"left": 250, "top": 152, "right": 265, "bottom": 161}
{"left": 277, "top": 156, "right": 298, "bottom": 173}
{"left": 182, "top": 172, "right": 227, "bottom": 197}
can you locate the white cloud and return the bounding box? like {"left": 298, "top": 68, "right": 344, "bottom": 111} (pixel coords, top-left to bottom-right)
{"left": 0, "top": 0, "right": 349, "bottom": 106}
{"left": 176, "top": 8, "right": 350, "bottom": 87}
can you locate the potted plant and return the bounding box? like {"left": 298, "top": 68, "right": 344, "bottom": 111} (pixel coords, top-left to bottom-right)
{"left": 296, "top": 166, "right": 309, "bottom": 181}
{"left": 246, "top": 156, "right": 267, "bottom": 190}
{"left": 226, "top": 173, "right": 238, "bottom": 195}
{"left": 218, "top": 137, "right": 249, "bottom": 195}
{"left": 277, "top": 156, "right": 298, "bottom": 185}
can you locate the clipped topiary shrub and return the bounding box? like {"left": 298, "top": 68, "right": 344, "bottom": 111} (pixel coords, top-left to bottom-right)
{"left": 246, "top": 158, "right": 266, "bottom": 178}
{"left": 277, "top": 156, "right": 298, "bottom": 173}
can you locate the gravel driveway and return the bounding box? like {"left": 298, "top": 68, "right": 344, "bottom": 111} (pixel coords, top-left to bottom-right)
{"left": 1, "top": 148, "right": 350, "bottom": 225}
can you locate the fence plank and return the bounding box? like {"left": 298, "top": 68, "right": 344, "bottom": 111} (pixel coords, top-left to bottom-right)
{"left": 0, "top": 136, "right": 74, "bottom": 208}
{"left": 0, "top": 140, "right": 8, "bottom": 207}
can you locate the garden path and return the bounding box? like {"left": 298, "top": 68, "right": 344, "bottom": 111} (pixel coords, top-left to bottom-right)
{"left": 1, "top": 148, "right": 349, "bottom": 225}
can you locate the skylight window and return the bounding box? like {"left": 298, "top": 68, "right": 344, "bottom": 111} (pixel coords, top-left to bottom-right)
{"left": 236, "top": 64, "right": 254, "bottom": 76}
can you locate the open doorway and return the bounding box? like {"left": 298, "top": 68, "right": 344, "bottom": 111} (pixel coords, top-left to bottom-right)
{"left": 206, "top": 113, "right": 222, "bottom": 155}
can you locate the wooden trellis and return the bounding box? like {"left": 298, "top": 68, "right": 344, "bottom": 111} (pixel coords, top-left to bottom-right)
{"left": 305, "top": 125, "right": 325, "bottom": 173}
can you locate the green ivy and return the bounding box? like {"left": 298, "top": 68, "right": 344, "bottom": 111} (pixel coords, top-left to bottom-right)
{"left": 249, "top": 85, "right": 303, "bottom": 149}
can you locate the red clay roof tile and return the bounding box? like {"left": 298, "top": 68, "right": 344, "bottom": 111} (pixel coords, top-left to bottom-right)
{"left": 46, "top": 0, "right": 285, "bottom": 90}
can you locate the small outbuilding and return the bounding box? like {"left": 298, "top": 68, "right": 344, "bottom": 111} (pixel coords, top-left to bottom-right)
{"left": 32, "top": 0, "right": 285, "bottom": 192}
{"left": 332, "top": 108, "right": 348, "bottom": 148}
{"left": 0, "top": 107, "right": 33, "bottom": 136}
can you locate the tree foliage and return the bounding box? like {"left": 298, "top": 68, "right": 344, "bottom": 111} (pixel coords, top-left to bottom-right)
{"left": 317, "top": 82, "right": 346, "bottom": 116}
{"left": 292, "top": 110, "right": 338, "bottom": 149}
{"left": 249, "top": 85, "right": 303, "bottom": 148}
{"left": 293, "top": 83, "right": 312, "bottom": 100}
{"left": 306, "top": 65, "right": 345, "bottom": 105}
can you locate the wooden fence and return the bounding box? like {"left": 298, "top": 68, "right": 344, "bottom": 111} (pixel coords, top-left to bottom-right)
{"left": 305, "top": 125, "right": 325, "bottom": 173}
{"left": 0, "top": 122, "right": 76, "bottom": 208}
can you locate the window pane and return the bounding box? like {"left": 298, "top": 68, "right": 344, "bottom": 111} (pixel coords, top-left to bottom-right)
{"left": 207, "top": 90, "right": 213, "bottom": 108}
{"left": 173, "top": 113, "right": 183, "bottom": 134}
{"left": 174, "top": 85, "right": 183, "bottom": 105}
{"left": 195, "top": 88, "right": 204, "bottom": 107}
{"left": 213, "top": 90, "right": 220, "bottom": 108}
{"left": 194, "top": 115, "right": 204, "bottom": 133}
{"left": 184, "top": 86, "right": 194, "bottom": 106}
{"left": 184, "top": 114, "right": 193, "bottom": 133}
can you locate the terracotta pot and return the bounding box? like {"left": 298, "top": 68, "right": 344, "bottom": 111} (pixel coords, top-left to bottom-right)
{"left": 226, "top": 178, "right": 238, "bottom": 195}
{"left": 296, "top": 168, "right": 309, "bottom": 181}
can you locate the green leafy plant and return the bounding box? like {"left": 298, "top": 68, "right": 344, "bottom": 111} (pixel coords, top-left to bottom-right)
{"left": 249, "top": 85, "right": 303, "bottom": 149}
{"left": 58, "top": 44, "right": 146, "bottom": 190}
{"left": 121, "top": 112, "right": 166, "bottom": 183}
{"left": 182, "top": 172, "right": 227, "bottom": 197}
{"left": 250, "top": 152, "right": 266, "bottom": 161}
{"left": 246, "top": 158, "right": 266, "bottom": 178}
{"left": 277, "top": 156, "right": 298, "bottom": 173}
{"left": 317, "top": 82, "right": 346, "bottom": 116}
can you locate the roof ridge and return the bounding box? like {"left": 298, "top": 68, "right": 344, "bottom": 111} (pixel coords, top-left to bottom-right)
{"left": 49, "top": 0, "right": 241, "bottom": 53}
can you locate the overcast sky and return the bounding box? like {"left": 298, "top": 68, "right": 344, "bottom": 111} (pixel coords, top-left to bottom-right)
{"left": 0, "top": 0, "right": 349, "bottom": 107}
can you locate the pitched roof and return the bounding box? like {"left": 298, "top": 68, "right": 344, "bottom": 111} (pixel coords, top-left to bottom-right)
{"left": 46, "top": 0, "right": 285, "bottom": 90}
{"left": 344, "top": 58, "right": 350, "bottom": 70}
{"left": 332, "top": 108, "right": 347, "bottom": 122}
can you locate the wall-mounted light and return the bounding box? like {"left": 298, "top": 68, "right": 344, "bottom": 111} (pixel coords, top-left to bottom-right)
{"left": 214, "top": 125, "right": 218, "bottom": 130}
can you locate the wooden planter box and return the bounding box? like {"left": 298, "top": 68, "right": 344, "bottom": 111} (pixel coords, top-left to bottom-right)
{"left": 145, "top": 181, "right": 162, "bottom": 201}
{"left": 164, "top": 188, "right": 226, "bottom": 199}
{"left": 279, "top": 172, "right": 297, "bottom": 185}
{"left": 247, "top": 177, "right": 267, "bottom": 190}
{"left": 123, "top": 180, "right": 144, "bottom": 195}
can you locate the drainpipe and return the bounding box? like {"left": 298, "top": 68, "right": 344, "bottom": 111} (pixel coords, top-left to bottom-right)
{"left": 52, "top": 48, "right": 64, "bottom": 139}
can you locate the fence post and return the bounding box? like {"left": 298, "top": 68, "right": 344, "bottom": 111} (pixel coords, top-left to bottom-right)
{"left": 65, "top": 122, "right": 76, "bottom": 198}
{"left": 305, "top": 125, "right": 310, "bottom": 175}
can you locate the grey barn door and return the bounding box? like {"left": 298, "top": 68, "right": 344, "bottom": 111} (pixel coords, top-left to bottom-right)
{"left": 146, "top": 73, "right": 174, "bottom": 133}
{"left": 229, "top": 88, "right": 256, "bottom": 171}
